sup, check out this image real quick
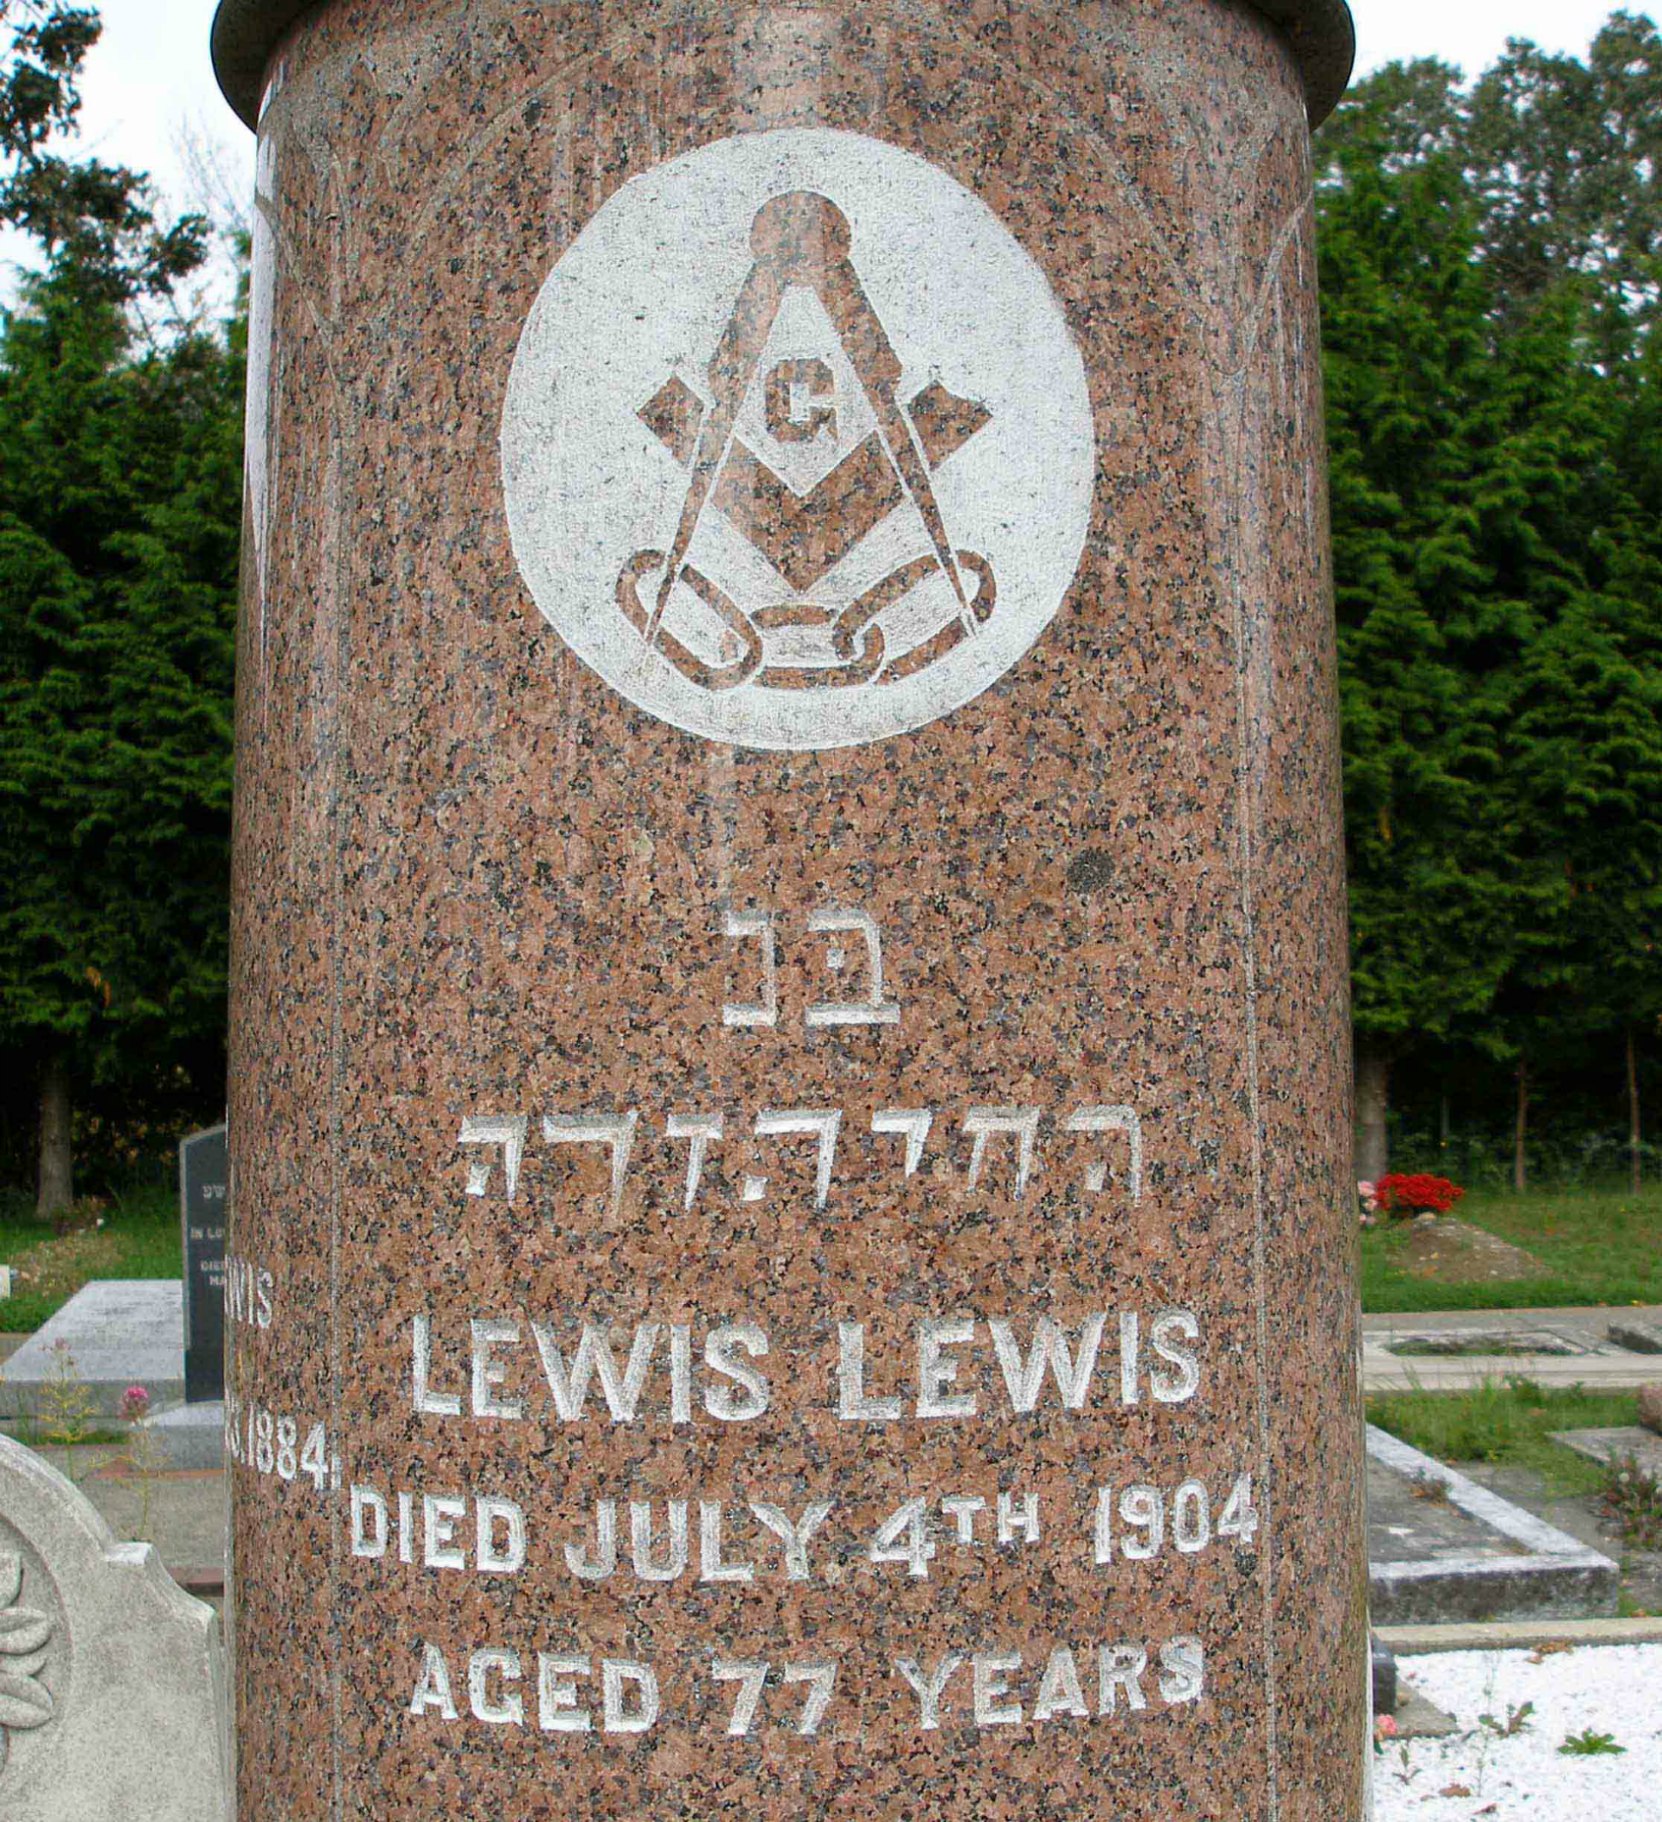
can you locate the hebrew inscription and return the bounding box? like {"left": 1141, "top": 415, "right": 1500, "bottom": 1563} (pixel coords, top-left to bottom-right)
{"left": 723, "top": 905, "right": 900, "bottom": 1029}
{"left": 452, "top": 1101, "right": 1144, "bottom": 1216}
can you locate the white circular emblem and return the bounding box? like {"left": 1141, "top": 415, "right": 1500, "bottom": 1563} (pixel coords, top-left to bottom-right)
{"left": 501, "top": 127, "right": 1095, "bottom": 751}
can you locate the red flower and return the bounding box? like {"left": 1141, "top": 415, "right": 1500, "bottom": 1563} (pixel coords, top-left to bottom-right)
{"left": 1376, "top": 1173, "right": 1465, "bottom": 1215}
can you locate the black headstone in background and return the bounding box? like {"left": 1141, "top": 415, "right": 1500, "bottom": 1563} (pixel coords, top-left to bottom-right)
{"left": 1371, "top": 1635, "right": 1398, "bottom": 1715}
{"left": 179, "top": 1123, "right": 228, "bottom": 1404}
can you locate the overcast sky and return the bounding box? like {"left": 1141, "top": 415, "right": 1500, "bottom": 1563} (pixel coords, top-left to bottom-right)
{"left": 1, "top": 0, "right": 1650, "bottom": 300}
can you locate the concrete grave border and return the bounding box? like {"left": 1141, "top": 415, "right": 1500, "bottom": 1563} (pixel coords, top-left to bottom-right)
{"left": 0, "top": 1281, "right": 184, "bottom": 1420}
{"left": 1367, "top": 1424, "right": 1619, "bottom": 1625}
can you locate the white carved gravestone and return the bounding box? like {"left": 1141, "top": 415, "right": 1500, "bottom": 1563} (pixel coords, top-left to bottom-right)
{"left": 0, "top": 1432, "right": 228, "bottom": 1821}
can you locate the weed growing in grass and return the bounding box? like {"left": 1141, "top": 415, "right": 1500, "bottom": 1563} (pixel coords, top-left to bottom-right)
{"left": 1600, "top": 1456, "right": 1662, "bottom": 1549}
{"left": 1559, "top": 1729, "right": 1625, "bottom": 1756}
{"left": 1478, "top": 1700, "right": 1534, "bottom": 1738}
{"left": 36, "top": 1342, "right": 94, "bottom": 1479}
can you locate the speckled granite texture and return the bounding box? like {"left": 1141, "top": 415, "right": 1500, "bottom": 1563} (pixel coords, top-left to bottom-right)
{"left": 221, "top": 1, "right": 1365, "bottom": 1816}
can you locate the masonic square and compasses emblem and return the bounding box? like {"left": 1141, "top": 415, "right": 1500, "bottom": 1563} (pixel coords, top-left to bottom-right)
{"left": 501, "top": 128, "right": 1095, "bottom": 751}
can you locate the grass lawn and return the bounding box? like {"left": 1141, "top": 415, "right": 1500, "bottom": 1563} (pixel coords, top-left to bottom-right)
{"left": 1361, "top": 1184, "right": 1662, "bottom": 1312}
{"left": 0, "top": 1183, "right": 181, "bottom": 1334}
{"left": 1367, "top": 1379, "right": 1642, "bottom": 1497}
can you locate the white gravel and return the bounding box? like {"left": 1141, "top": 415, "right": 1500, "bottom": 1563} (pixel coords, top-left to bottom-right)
{"left": 1372, "top": 1644, "right": 1662, "bottom": 1821}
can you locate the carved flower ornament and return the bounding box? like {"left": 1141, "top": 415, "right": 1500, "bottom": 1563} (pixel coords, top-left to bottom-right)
{"left": 0, "top": 1551, "right": 54, "bottom": 1774}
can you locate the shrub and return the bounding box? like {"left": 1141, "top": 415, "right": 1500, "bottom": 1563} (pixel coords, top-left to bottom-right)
{"left": 1377, "top": 1172, "right": 1465, "bottom": 1217}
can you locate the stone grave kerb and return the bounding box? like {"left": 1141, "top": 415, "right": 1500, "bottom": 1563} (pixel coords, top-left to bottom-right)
{"left": 0, "top": 1431, "right": 229, "bottom": 1821}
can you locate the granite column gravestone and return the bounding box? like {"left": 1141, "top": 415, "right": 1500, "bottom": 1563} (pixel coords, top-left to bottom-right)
{"left": 180, "top": 1123, "right": 229, "bottom": 1405}
{"left": 212, "top": 1, "right": 1363, "bottom": 1815}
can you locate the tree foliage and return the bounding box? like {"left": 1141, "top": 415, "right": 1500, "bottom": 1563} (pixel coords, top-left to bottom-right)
{"left": 2, "top": 8, "right": 1662, "bottom": 1201}
{"left": 0, "top": 3, "right": 239, "bottom": 1211}
{"left": 0, "top": 273, "right": 243, "bottom": 1072}
{"left": 1320, "top": 14, "right": 1662, "bottom": 1179}
{"left": 0, "top": 3, "right": 205, "bottom": 298}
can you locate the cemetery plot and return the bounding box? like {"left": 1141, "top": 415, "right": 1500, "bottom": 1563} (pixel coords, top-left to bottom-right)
{"left": 1366, "top": 1427, "right": 1618, "bottom": 1625}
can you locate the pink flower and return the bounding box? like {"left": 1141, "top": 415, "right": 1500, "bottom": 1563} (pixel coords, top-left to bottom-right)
{"left": 120, "top": 1385, "right": 151, "bottom": 1422}
{"left": 1375, "top": 1715, "right": 1398, "bottom": 1739}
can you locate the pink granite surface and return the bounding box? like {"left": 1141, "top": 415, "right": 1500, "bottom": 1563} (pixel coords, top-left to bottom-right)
{"left": 223, "top": 2, "right": 1365, "bottom": 1815}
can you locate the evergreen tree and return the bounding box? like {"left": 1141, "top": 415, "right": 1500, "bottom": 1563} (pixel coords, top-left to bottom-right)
{"left": 1463, "top": 13, "right": 1662, "bottom": 356}
{"left": 0, "top": 4, "right": 233, "bottom": 1216}
{"left": 0, "top": 266, "right": 243, "bottom": 1215}
{"left": 1318, "top": 38, "right": 1662, "bottom": 1182}
{"left": 1506, "top": 298, "right": 1662, "bottom": 1188}
{"left": 1318, "top": 88, "right": 1529, "bottom": 1177}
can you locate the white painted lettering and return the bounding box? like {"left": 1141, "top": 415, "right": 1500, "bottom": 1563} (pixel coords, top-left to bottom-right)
{"left": 712, "top": 1659, "right": 768, "bottom": 1736}
{"left": 939, "top": 1494, "right": 985, "bottom": 1544}
{"left": 458, "top": 1115, "right": 528, "bottom": 1202}
{"left": 537, "top": 1653, "right": 591, "bottom": 1732}
{"left": 665, "top": 1113, "right": 723, "bottom": 1211}
{"left": 988, "top": 1315, "right": 1106, "bottom": 1412}
{"left": 424, "top": 1494, "right": 467, "bottom": 1571}
{"left": 670, "top": 1324, "right": 694, "bottom": 1423}
{"left": 533, "top": 1322, "right": 660, "bottom": 1423}
{"left": 702, "top": 1323, "right": 770, "bottom": 1420}
{"left": 1149, "top": 1308, "right": 1201, "bottom": 1403}
{"left": 412, "top": 1314, "right": 462, "bottom": 1417}
{"left": 476, "top": 1496, "right": 527, "bottom": 1574}
{"left": 409, "top": 1642, "right": 458, "bottom": 1719}
{"left": 783, "top": 1661, "right": 837, "bottom": 1736}
{"left": 962, "top": 1107, "right": 1042, "bottom": 1198}
{"left": 698, "top": 1501, "right": 754, "bottom": 1583}
{"left": 972, "top": 1652, "right": 1023, "bottom": 1726}
{"left": 629, "top": 1501, "right": 689, "bottom": 1582}
{"left": 1062, "top": 1105, "right": 1143, "bottom": 1202}
{"left": 753, "top": 1109, "right": 841, "bottom": 1210}
{"left": 896, "top": 1653, "right": 963, "bottom": 1730}
{"left": 1033, "top": 1646, "right": 1090, "bottom": 1722}
{"left": 468, "top": 1648, "right": 522, "bottom": 1726}
{"left": 1098, "top": 1644, "right": 1148, "bottom": 1714}
{"left": 1119, "top": 1486, "right": 1164, "bottom": 1560}
{"left": 350, "top": 1484, "right": 387, "bottom": 1559}
{"left": 470, "top": 1319, "right": 523, "bottom": 1420}
{"left": 870, "top": 1108, "right": 931, "bottom": 1176}
{"left": 542, "top": 1112, "right": 638, "bottom": 1216}
{"left": 1094, "top": 1486, "right": 1115, "bottom": 1566}
{"left": 565, "top": 1500, "right": 618, "bottom": 1581}
{"left": 997, "top": 1491, "right": 1040, "bottom": 1546}
{"left": 602, "top": 1660, "right": 659, "bottom": 1733}
{"left": 1118, "top": 1310, "right": 1140, "bottom": 1407}
{"left": 837, "top": 1321, "right": 901, "bottom": 1421}
{"left": 1159, "top": 1636, "right": 1206, "bottom": 1704}
{"left": 722, "top": 909, "right": 778, "bottom": 1028}
{"left": 917, "top": 1317, "right": 976, "bottom": 1418}
{"left": 805, "top": 907, "right": 901, "bottom": 1027}
{"left": 749, "top": 1500, "right": 833, "bottom": 1580}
